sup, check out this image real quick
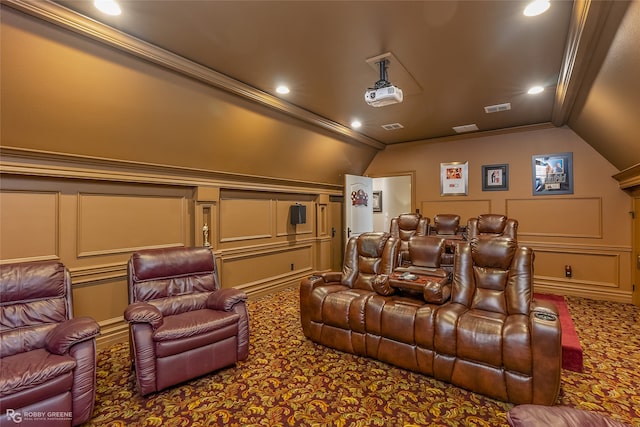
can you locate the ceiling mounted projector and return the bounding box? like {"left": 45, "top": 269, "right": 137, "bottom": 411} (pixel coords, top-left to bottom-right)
{"left": 365, "top": 59, "right": 403, "bottom": 107}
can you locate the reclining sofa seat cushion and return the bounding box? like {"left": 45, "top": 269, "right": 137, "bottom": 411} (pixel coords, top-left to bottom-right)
{"left": 126, "top": 247, "right": 249, "bottom": 396}
{"left": 0, "top": 261, "right": 100, "bottom": 427}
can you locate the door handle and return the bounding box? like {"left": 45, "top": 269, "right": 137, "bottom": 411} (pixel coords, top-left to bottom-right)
{"left": 331, "top": 227, "right": 336, "bottom": 238}
{"left": 347, "top": 227, "right": 351, "bottom": 238}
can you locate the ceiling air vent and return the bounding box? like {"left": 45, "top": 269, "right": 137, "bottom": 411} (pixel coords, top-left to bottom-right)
{"left": 452, "top": 124, "right": 479, "bottom": 133}
{"left": 381, "top": 123, "right": 404, "bottom": 130}
{"left": 484, "top": 102, "right": 511, "bottom": 114}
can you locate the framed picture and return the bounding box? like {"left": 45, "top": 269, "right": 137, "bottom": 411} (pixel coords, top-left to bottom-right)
{"left": 532, "top": 152, "right": 573, "bottom": 195}
{"left": 440, "top": 162, "right": 468, "bottom": 196}
{"left": 372, "top": 191, "right": 382, "bottom": 212}
{"left": 482, "top": 164, "right": 509, "bottom": 191}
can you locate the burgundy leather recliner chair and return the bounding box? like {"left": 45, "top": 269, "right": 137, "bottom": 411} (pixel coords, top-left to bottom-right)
{"left": 0, "top": 261, "right": 100, "bottom": 426}
{"left": 124, "top": 247, "right": 249, "bottom": 396}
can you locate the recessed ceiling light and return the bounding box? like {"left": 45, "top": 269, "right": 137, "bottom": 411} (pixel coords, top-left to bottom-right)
{"left": 94, "top": 0, "right": 121, "bottom": 16}
{"left": 528, "top": 85, "right": 545, "bottom": 95}
{"left": 276, "top": 85, "right": 290, "bottom": 95}
{"left": 351, "top": 120, "right": 362, "bottom": 129}
{"left": 523, "top": 0, "right": 550, "bottom": 17}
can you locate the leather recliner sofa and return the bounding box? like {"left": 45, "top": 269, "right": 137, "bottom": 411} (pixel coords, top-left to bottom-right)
{"left": 0, "top": 261, "right": 100, "bottom": 426}
{"left": 124, "top": 247, "right": 249, "bottom": 396}
{"left": 300, "top": 232, "right": 562, "bottom": 405}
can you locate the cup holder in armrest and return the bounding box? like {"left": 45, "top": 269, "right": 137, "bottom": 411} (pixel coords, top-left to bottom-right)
{"left": 534, "top": 311, "right": 558, "bottom": 321}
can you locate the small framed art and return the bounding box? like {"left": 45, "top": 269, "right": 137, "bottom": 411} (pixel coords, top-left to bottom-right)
{"left": 482, "top": 164, "right": 509, "bottom": 191}
{"left": 440, "top": 162, "right": 468, "bottom": 196}
{"left": 532, "top": 152, "right": 573, "bottom": 195}
{"left": 372, "top": 191, "right": 382, "bottom": 212}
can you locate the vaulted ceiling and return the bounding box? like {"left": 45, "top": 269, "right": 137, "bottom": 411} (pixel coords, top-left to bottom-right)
{"left": 6, "top": 0, "right": 640, "bottom": 173}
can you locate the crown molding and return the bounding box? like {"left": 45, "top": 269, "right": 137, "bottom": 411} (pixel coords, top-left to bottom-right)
{"left": 2, "top": 0, "right": 385, "bottom": 151}
{"left": 0, "top": 146, "right": 344, "bottom": 193}
{"left": 612, "top": 163, "right": 640, "bottom": 190}
{"left": 552, "top": 0, "right": 628, "bottom": 126}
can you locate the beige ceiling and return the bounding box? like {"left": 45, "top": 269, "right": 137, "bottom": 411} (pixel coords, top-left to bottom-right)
{"left": 35, "top": 0, "right": 640, "bottom": 171}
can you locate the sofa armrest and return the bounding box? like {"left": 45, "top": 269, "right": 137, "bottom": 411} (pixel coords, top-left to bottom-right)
{"left": 372, "top": 274, "right": 395, "bottom": 296}
{"left": 207, "top": 288, "right": 248, "bottom": 311}
{"left": 124, "top": 302, "right": 163, "bottom": 328}
{"left": 531, "top": 300, "right": 559, "bottom": 321}
{"left": 45, "top": 316, "right": 100, "bottom": 355}
{"left": 529, "top": 300, "right": 562, "bottom": 405}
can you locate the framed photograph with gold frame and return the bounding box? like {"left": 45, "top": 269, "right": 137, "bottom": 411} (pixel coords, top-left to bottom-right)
{"left": 482, "top": 164, "right": 509, "bottom": 191}
{"left": 440, "top": 162, "right": 468, "bottom": 196}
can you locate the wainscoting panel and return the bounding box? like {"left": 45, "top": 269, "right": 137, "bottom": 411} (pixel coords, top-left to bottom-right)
{"left": 527, "top": 242, "right": 631, "bottom": 302}
{"left": 0, "top": 190, "right": 59, "bottom": 263}
{"left": 219, "top": 198, "right": 273, "bottom": 242}
{"left": 77, "top": 193, "right": 186, "bottom": 257}
{"left": 420, "top": 199, "right": 492, "bottom": 222}
{"left": 534, "top": 249, "right": 618, "bottom": 287}
{"left": 275, "top": 200, "right": 314, "bottom": 237}
{"left": 220, "top": 244, "right": 313, "bottom": 289}
{"left": 508, "top": 197, "right": 602, "bottom": 238}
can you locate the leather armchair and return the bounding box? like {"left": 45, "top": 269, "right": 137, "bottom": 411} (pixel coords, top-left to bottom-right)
{"left": 434, "top": 237, "right": 562, "bottom": 405}
{"left": 0, "top": 261, "right": 100, "bottom": 426}
{"left": 390, "top": 213, "right": 429, "bottom": 265}
{"left": 467, "top": 214, "right": 518, "bottom": 240}
{"left": 124, "top": 247, "right": 249, "bottom": 396}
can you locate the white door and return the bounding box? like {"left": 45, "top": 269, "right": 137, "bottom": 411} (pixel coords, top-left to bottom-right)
{"left": 344, "top": 174, "right": 373, "bottom": 243}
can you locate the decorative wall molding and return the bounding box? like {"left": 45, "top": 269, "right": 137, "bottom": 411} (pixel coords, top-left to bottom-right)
{"left": 96, "top": 317, "right": 129, "bottom": 350}
{"left": 0, "top": 189, "right": 60, "bottom": 263}
{"left": 69, "top": 262, "right": 127, "bottom": 286}
{"left": 613, "top": 163, "right": 640, "bottom": 190}
{"left": 0, "top": 146, "right": 343, "bottom": 194}
{"left": 508, "top": 197, "right": 602, "bottom": 238}
{"left": 533, "top": 281, "right": 631, "bottom": 304}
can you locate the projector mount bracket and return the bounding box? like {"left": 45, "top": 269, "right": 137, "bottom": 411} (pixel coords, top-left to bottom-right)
{"left": 372, "top": 59, "right": 392, "bottom": 90}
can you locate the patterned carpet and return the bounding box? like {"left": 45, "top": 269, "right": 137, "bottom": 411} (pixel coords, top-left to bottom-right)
{"left": 83, "top": 287, "right": 640, "bottom": 426}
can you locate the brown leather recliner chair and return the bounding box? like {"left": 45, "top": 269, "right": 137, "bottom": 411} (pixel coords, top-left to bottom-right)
{"left": 300, "top": 232, "right": 399, "bottom": 355}
{"left": 0, "top": 261, "right": 100, "bottom": 426}
{"left": 429, "top": 214, "right": 465, "bottom": 269}
{"left": 467, "top": 214, "right": 518, "bottom": 240}
{"left": 434, "top": 237, "right": 562, "bottom": 405}
{"left": 390, "top": 213, "right": 429, "bottom": 266}
{"left": 124, "top": 247, "right": 249, "bottom": 396}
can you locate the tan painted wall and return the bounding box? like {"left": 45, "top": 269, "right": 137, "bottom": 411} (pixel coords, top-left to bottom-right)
{"left": 0, "top": 7, "right": 378, "bottom": 186}
{"left": 365, "top": 126, "right": 633, "bottom": 302}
